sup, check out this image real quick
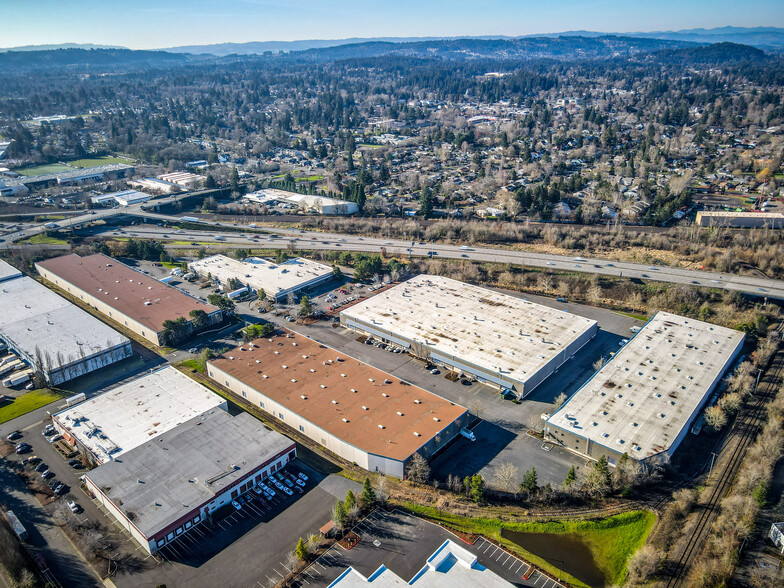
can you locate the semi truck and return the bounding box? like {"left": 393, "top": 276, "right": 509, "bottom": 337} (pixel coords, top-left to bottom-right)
{"left": 0, "top": 359, "right": 24, "bottom": 376}
{"left": 3, "top": 369, "right": 33, "bottom": 388}
{"left": 5, "top": 510, "right": 28, "bottom": 542}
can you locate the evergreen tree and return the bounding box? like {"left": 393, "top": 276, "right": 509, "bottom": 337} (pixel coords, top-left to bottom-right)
{"left": 361, "top": 477, "right": 376, "bottom": 507}
{"left": 295, "top": 537, "right": 309, "bottom": 561}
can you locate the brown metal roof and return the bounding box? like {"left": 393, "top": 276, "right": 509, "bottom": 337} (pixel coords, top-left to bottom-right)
{"left": 208, "top": 330, "right": 468, "bottom": 462}
{"left": 37, "top": 253, "right": 219, "bottom": 333}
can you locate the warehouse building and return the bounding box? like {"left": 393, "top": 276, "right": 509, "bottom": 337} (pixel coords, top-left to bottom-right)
{"left": 546, "top": 312, "right": 745, "bottom": 465}
{"left": 157, "top": 171, "right": 204, "bottom": 190}
{"left": 52, "top": 366, "right": 227, "bottom": 464}
{"left": 90, "top": 189, "right": 150, "bottom": 207}
{"left": 0, "top": 163, "right": 134, "bottom": 190}
{"left": 128, "top": 177, "right": 182, "bottom": 195}
{"left": 0, "top": 259, "right": 22, "bottom": 283}
{"left": 341, "top": 275, "right": 598, "bottom": 398}
{"left": 84, "top": 409, "right": 295, "bottom": 554}
{"left": 244, "top": 189, "right": 359, "bottom": 215}
{"left": 36, "top": 253, "right": 222, "bottom": 346}
{"left": 189, "top": 255, "right": 333, "bottom": 301}
{"left": 695, "top": 210, "right": 784, "bottom": 228}
{"left": 207, "top": 330, "right": 468, "bottom": 478}
{"left": 330, "top": 539, "right": 513, "bottom": 587}
{"left": 0, "top": 275, "right": 131, "bottom": 385}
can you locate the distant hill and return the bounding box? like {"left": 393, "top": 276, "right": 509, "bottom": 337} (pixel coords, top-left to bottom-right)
{"left": 161, "top": 26, "right": 784, "bottom": 56}
{"left": 286, "top": 36, "right": 697, "bottom": 62}
{"left": 0, "top": 42, "right": 127, "bottom": 53}
{"left": 0, "top": 48, "right": 196, "bottom": 72}
{"left": 650, "top": 42, "right": 768, "bottom": 64}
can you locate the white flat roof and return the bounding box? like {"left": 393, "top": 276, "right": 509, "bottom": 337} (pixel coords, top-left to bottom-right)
{"left": 697, "top": 211, "right": 784, "bottom": 219}
{"left": 0, "top": 276, "right": 129, "bottom": 371}
{"left": 547, "top": 312, "right": 745, "bottom": 460}
{"left": 340, "top": 275, "right": 597, "bottom": 387}
{"left": 329, "top": 540, "right": 512, "bottom": 588}
{"left": 53, "top": 366, "right": 226, "bottom": 464}
{"left": 244, "top": 189, "right": 359, "bottom": 212}
{"left": 189, "top": 255, "right": 332, "bottom": 297}
{"left": 0, "top": 259, "right": 23, "bottom": 283}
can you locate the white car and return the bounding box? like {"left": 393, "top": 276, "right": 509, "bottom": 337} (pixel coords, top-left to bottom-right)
{"left": 280, "top": 485, "right": 293, "bottom": 496}
{"left": 232, "top": 500, "right": 242, "bottom": 510}
{"left": 67, "top": 500, "right": 79, "bottom": 513}
{"left": 296, "top": 472, "right": 308, "bottom": 482}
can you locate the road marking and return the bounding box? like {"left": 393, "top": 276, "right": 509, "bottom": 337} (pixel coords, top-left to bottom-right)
{"left": 515, "top": 561, "right": 525, "bottom": 573}
{"left": 273, "top": 568, "right": 285, "bottom": 578}
{"left": 501, "top": 553, "right": 511, "bottom": 565}
{"left": 496, "top": 550, "right": 506, "bottom": 561}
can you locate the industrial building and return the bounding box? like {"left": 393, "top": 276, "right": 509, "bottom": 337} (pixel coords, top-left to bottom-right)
{"left": 157, "top": 171, "right": 204, "bottom": 190}
{"left": 52, "top": 366, "right": 227, "bottom": 464}
{"left": 695, "top": 210, "right": 784, "bottom": 228}
{"left": 0, "top": 259, "right": 22, "bottom": 283}
{"left": 341, "top": 275, "right": 598, "bottom": 397}
{"left": 244, "top": 189, "right": 359, "bottom": 215}
{"left": 329, "top": 540, "right": 513, "bottom": 587}
{"left": 90, "top": 189, "right": 150, "bottom": 207}
{"left": 36, "top": 253, "right": 222, "bottom": 346}
{"left": 84, "top": 409, "right": 295, "bottom": 554}
{"left": 0, "top": 274, "right": 131, "bottom": 385}
{"left": 207, "top": 330, "right": 468, "bottom": 478}
{"left": 546, "top": 312, "right": 745, "bottom": 464}
{"left": 189, "top": 255, "right": 333, "bottom": 301}
{"left": 0, "top": 163, "right": 134, "bottom": 190}
{"left": 128, "top": 177, "right": 183, "bottom": 195}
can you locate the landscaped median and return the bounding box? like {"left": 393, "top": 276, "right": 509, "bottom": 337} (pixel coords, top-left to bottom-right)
{"left": 0, "top": 389, "right": 66, "bottom": 424}
{"left": 401, "top": 502, "right": 656, "bottom": 588}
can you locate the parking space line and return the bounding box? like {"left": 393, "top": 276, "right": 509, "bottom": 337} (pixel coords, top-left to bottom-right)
{"left": 273, "top": 568, "right": 285, "bottom": 578}
{"left": 515, "top": 561, "right": 525, "bottom": 573}
{"left": 500, "top": 553, "right": 511, "bottom": 565}
{"left": 496, "top": 550, "right": 506, "bottom": 561}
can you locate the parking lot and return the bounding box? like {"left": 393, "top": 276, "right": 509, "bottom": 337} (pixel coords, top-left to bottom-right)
{"left": 292, "top": 509, "right": 563, "bottom": 588}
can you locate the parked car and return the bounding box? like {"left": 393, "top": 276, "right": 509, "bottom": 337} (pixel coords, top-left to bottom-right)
{"left": 280, "top": 485, "right": 293, "bottom": 496}
{"left": 34, "top": 462, "right": 47, "bottom": 472}
{"left": 54, "top": 483, "right": 67, "bottom": 495}
{"left": 68, "top": 459, "right": 83, "bottom": 469}
{"left": 22, "top": 456, "right": 40, "bottom": 466}
{"left": 47, "top": 434, "right": 62, "bottom": 444}
{"left": 430, "top": 368, "right": 440, "bottom": 375}
{"left": 41, "top": 470, "right": 52, "bottom": 479}
{"left": 231, "top": 500, "right": 242, "bottom": 510}
{"left": 6, "top": 431, "right": 22, "bottom": 441}
{"left": 67, "top": 500, "right": 80, "bottom": 513}
{"left": 15, "top": 445, "right": 32, "bottom": 454}
{"left": 296, "top": 472, "right": 308, "bottom": 482}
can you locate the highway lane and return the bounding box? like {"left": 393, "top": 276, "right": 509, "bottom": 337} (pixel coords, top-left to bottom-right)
{"left": 4, "top": 201, "right": 784, "bottom": 299}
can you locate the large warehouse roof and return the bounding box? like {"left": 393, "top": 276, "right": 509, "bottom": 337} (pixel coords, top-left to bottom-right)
{"left": 54, "top": 366, "right": 226, "bottom": 463}
{"left": 0, "top": 276, "right": 128, "bottom": 371}
{"left": 85, "top": 410, "right": 293, "bottom": 538}
{"left": 37, "top": 253, "right": 219, "bottom": 332}
{"left": 0, "top": 259, "right": 22, "bottom": 283}
{"left": 341, "top": 275, "right": 597, "bottom": 388}
{"left": 208, "top": 330, "right": 467, "bottom": 461}
{"left": 189, "top": 255, "right": 332, "bottom": 297}
{"left": 547, "top": 312, "right": 745, "bottom": 460}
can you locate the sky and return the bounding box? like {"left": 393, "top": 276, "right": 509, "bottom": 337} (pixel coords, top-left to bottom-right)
{"left": 2, "top": 0, "right": 784, "bottom": 50}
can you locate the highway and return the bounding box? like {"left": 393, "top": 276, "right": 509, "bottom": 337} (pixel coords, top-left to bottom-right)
{"left": 4, "top": 197, "right": 784, "bottom": 300}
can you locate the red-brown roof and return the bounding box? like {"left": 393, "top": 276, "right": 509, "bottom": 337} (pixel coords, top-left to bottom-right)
{"left": 208, "top": 330, "right": 468, "bottom": 461}
{"left": 37, "top": 253, "right": 219, "bottom": 333}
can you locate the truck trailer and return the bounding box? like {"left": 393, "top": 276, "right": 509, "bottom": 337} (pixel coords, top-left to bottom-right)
{"left": 3, "top": 369, "right": 33, "bottom": 388}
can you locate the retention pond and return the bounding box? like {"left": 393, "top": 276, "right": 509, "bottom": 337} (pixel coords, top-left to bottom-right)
{"left": 501, "top": 528, "right": 607, "bottom": 587}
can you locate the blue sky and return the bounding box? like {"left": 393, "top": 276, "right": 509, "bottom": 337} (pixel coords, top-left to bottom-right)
{"left": 2, "top": 0, "right": 783, "bottom": 49}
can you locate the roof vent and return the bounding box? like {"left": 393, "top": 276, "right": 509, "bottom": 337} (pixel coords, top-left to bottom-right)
{"left": 310, "top": 369, "right": 316, "bottom": 373}
{"left": 433, "top": 417, "right": 440, "bottom": 422}
{"left": 414, "top": 399, "right": 422, "bottom": 404}
{"left": 413, "top": 432, "right": 421, "bottom": 437}
{"left": 341, "top": 373, "right": 347, "bottom": 377}
{"left": 302, "top": 355, "right": 308, "bottom": 359}
{"left": 382, "top": 393, "right": 389, "bottom": 397}
{"left": 369, "top": 378, "right": 375, "bottom": 382}
{"left": 362, "top": 405, "right": 369, "bottom": 410}
{"left": 291, "top": 378, "right": 296, "bottom": 382}
{"left": 397, "top": 411, "right": 404, "bottom": 416}
{"left": 262, "top": 374, "right": 268, "bottom": 379}
{"left": 378, "top": 424, "right": 385, "bottom": 429}
{"left": 301, "top": 395, "right": 307, "bottom": 400}
{"left": 342, "top": 418, "right": 349, "bottom": 423}
{"left": 282, "top": 365, "right": 287, "bottom": 369}
{"left": 351, "top": 388, "right": 357, "bottom": 393}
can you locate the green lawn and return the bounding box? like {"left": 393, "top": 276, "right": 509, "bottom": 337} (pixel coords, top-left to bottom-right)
{"left": 615, "top": 311, "right": 649, "bottom": 321}
{"left": 14, "top": 163, "right": 73, "bottom": 176}
{"left": 178, "top": 358, "right": 205, "bottom": 374}
{"left": 161, "top": 261, "right": 181, "bottom": 269}
{"left": 357, "top": 143, "right": 385, "bottom": 149}
{"left": 0, "top": 389, "right": 64, "bottom": 424}
{"left": 69, "top": 156, "right": 133, "bottom": 168}
{"left": 402, "top": 504, "right": 655, "bottom": 588}
{"left": 19, "top": 233, "right": 69, "bottom": 245}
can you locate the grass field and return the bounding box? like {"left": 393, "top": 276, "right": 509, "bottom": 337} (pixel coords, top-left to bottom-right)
{"left": 14, "top": 163, "right": 73, "bottom": 176}
{"left": 0, "top": 389, "right": 65, "bottom": 424}
{"left": 178, "top": 358, "right": 205, "bottom": 374}
{"left": 402, "top": 504, "right": 655, "bottom": 588}
{"left": 69, "top": 156, "right": 133, "bottom": 167}
{"left": 19, "top": 234, "right": 69, "bottom": 245}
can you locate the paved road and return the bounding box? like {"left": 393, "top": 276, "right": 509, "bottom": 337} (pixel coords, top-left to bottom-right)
{"left": 4, "top": 199, "right": 784, "bottom": 299}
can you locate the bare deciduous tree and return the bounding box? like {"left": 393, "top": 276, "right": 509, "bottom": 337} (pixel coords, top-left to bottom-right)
{"left": 493, "top": 462, "right": 520, "bottom": 495}
{"left": 406, "top": 453, "right": 430, "bottom": 484}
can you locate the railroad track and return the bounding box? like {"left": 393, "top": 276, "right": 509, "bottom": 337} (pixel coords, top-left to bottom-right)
{"left": 663, "top": 327, "right": 784, "bottom": 587}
